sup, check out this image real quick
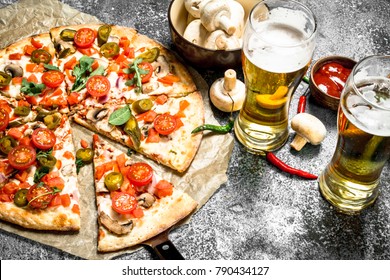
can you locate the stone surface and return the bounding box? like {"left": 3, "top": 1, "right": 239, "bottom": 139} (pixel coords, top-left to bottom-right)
{"left": 0, "top": 0, "right": 389, "bottom": 260}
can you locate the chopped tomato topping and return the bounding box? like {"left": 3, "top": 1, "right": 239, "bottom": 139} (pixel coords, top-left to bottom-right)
{"left": 31, "top": 37, "right": 43, "bottom": 49}
{"left": 72, "top": 204, "right": 80, "bottom": 215}
{"left": 67, "top": 92, "right": 80, "bottom": 105}
{"left": 157, "top": 73, "right": 181, "bottom": 85}
{"left": 7, "top": 127, "right": 24, "bottom": 140}
{"left": 155, "top": 94, "right": 168, "bottom": 105}
{"left": 24, "top": 45, "right": 37, "bottom": 56}
{"left": 63, "top": 151, "right": 75, "bottom": 160}
{"left": 60, "top": 194, "right": 71, "bottom": 207}
{"left": 136, "top": 110, "right": 157, "bottom": 123}
{"left": 155, "top": 180, "right": 174, "bottom": 198}
{"left": 9, "top": 53, "right": 23, "bottom": 60}
{"left": 146, "top": 128, "right": 160, "bottom": 143}
{"left": 64, "top": 56, "right": 78, "bottom": 70}
{"left": 131, "top": 207, "right": 144, "bottom": 218}
{"left": 80, "top": 139, "right": 89, "bottom": 149}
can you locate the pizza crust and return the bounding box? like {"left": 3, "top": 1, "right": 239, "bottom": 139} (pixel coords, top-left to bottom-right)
{"left": 0, "top": 202, "right": 80, "bottom": 231}
{"left": 98, "top": 188, "right": 197, "bottom": 252}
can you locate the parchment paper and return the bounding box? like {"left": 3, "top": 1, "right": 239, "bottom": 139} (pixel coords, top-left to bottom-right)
{"left": 0, "top": 0, "right": 234, "bottom": 259}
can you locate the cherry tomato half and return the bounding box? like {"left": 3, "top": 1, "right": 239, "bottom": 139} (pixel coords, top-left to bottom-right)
{"left": 0, "top": 108, "right": 10, "bottom": 131}
{"left": 27, "top": 183, "right": 54, "bottom": 209}
{"left": 111, "top": 192, "right": 137, "bottom": 215}
{"left": 86, "top": 75, "right": 111, "bottom": 97}
{"left": 74, "top": 28, "right": 96, "bottom": 49}
{"left": 41, "top": 70, "right": 65, "bottom": 88}
{"left": 127, "top": 162, "right": 153, "bottom": 187}
{"left": 31, "top": 128, "right": 56, "bottom": 150}
{"left": 8, "top": 145, "right": 36, "bottom": 170}
{"left": 153, "top": 113, "right": 177, "bottom": 135}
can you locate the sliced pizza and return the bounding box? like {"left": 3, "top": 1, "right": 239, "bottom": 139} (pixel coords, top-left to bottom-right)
{"left": 92, "top": 134, "right": 198, "bottom": 252}
{"left": 73, "top": 91, "right": 204, "bottom": 173}
{"left": 48, "top": 24, "right": 197, "bottom": 110}
{"left": 0, "top": 34, "right": 69, "bottom": 113}
{"left": 0, "top": 110, "right": 80, "bottom": 230}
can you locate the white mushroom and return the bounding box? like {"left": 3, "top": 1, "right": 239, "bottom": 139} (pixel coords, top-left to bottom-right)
{"left": 184, "top": 0, "right": 211, "bottom": 18}
{"left": 227, "top": 0, "right": 245, "bottom": 37}
{"left": 290, "top": 113, "right": 327, "bottom": 151}
{"left": 204, "top": 30, "right": 241, "bottom": 50}
{"left": 183, "top": 19, "right": 209, "bottom": 46}
{"left": 200, "top": 0, "right": 236, "bottom": 35}
{"left": 210, "top": 69, "right": 246, "bottom": 112}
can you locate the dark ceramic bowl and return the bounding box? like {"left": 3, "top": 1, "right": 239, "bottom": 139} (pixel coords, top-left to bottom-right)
{"left": 310, "top": 55, "right": 356, "bottom": 110}
{"left": 168, "top": 0, "right": 259, "bottom": 69}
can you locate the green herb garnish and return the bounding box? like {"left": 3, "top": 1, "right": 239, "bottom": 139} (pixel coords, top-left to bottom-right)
{"left": 43, "top": 64, "right": 60, "bottom": 71}
{"left": 108, "top": 105, "right": 132, "bottom": 126}
{"left": 21, "top": 78, "right": 46, "bottom": 96}
{"left": 72, "top": 55, "right": 105, "bottom": 92}
{"left": 75, "top": 158, "right": 85, "bottom": 174}
{"left": 33, "top": 166, "right": 50, "bottom": 183}
{"left": 124, "top": 58, "right": 149, "bottom": 92}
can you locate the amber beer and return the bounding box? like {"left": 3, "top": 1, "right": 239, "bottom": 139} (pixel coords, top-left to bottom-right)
{"left": 319, "top": 76, "right": 390, "bottom": 213}
{"left": 234, "top": 0, "right": 316, "bottom": 153}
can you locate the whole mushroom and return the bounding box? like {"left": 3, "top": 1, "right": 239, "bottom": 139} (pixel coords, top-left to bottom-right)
{"left": 200, "top": 0, "right": 237, "bottom": 35}
{"left": 210, "top": 69, "right": 245, "bottom": 112}
{"left": 290, "top": 113, "right": 327, "bottom": 151}
{"left": 204, "top": 30, "right": 242, "bottom": 50}
{"left": 183, "top": 19, "right": 208, "bottom": 46}
{"left": 184, "top": 0, "right": 211, "bottom": 18}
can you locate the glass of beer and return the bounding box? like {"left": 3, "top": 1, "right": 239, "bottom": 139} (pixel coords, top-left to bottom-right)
{"left": 319, "top": 55, "right": 390, "bottom": 214}
{"left": 234, "top": 0, "right": 317, "bottom": 153}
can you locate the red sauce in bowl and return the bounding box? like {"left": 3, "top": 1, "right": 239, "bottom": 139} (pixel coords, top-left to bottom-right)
{"left": 313, "top": 62, "right": 352, "bottom": 98}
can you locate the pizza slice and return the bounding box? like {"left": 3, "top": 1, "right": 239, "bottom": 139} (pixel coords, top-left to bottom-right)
{"left": 72, "top": 91, "right": 204, "bottom": 173}
{"left": 0, "top": 106, "right": 80, "bottom": 231}
{"left": 48, "top": 24, "right": 197, "bottom": 110}
{"left": 0, "top": 34, "right": 69, "bottom": 113}
{"left": 92, "top": 134, "right": 198, "bottom": 252}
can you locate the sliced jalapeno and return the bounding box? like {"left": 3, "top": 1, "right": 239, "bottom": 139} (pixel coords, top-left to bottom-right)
{"left": 136, "top": 47, "right": 160, "bottom": 63}
{"left": 76, "top": 148, "right": 94, "bottom": 163}
{"left": 31, "top": 49, "right": 52, "bottom": 64}
{"left": 0, "top": 136, "right": 17, "bottom": 154}
{"left": 38, "top": 154, "right": 57, "bottom": 169}
{"left": 14, "top": 189, "right": 28, "bottom": 207}
{"left": 123, "top": 115, "right": 141, "bottom": 150}
{"left": 104, "top": 171, "right": 124, "bottom": 191}
{"left": 14, "top": 106, "right": 31, "bottom": 117}
{"left": 0, "top": 71, "right": 12, "bottom": 86}
{"left": 43, "top": 112, "right": 62, "bottom": 130}
{"left": 98, "top": 25, "right": 112, "bottom": 47}
{"left": 100, "top": 42, "right": 120, "bottom": 58}
{"left": 132, "top": 99, "right": 153, "bottom": 114}
{"left": 60, "top": 29, "right": 77, "bottom": 41}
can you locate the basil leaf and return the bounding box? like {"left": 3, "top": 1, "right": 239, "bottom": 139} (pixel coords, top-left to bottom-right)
{"left": 21, "top": 78, "right": 46, "bottom": 96}
{"left": 108, "top": 105, "right": 131, "bottom": 126}
{"left": 43, "top": 64, "right": 60, "bottom": 71}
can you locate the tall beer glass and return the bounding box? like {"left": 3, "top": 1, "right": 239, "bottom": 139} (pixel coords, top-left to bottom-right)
{"left": 319, "top": 55, "right": 390, "bottom": 214}
{"left": 234, "top": 0, "right": 317, "bottom": 153}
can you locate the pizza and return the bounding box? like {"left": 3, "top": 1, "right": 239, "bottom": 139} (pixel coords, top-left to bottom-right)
{"left": 92, "top": 134, "right": 197, "bottom": 252}
{"left": 0, "top": 24, "right": 203, "bottom": 250}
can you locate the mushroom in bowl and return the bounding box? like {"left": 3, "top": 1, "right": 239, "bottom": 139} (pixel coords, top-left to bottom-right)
{"left": 168, "top": 0, "right": 262, "bottom": 69}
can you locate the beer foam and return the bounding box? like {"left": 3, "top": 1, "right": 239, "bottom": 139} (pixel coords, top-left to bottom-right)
{"left": 345, "top": 93, "right": 390, "bottom": 137}
{"left": 245, "top": 7, "right": 315, "bottom": 73}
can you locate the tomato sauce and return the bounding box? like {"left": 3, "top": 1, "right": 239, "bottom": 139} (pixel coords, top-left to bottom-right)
{"left": 313, "top": 62, "right": 352, "bottom": 98}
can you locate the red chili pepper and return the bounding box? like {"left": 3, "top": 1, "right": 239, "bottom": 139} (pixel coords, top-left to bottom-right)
{"left": 297, "top": 87, "right": 310, "bottom": 114}
{"left": 265, "top": 152, "right": 318, "bottom": 180}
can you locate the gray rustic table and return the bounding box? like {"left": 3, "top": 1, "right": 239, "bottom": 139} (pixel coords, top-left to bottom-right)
{"left": 0, "top": 0, "right": 389, "bottom": 260}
